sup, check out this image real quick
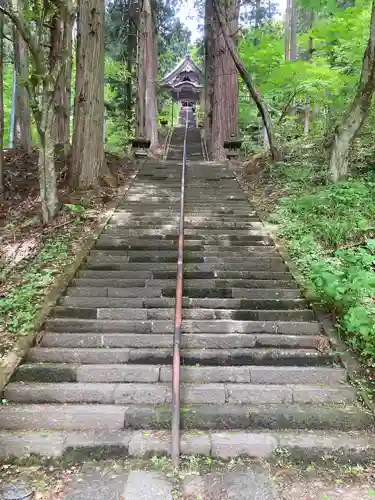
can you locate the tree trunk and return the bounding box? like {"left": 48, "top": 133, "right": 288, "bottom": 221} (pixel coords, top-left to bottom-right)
{"left": 211, "top": 0, "right": 239, "bottom": 160}
{"left": 144, "top": 0, "right": 158, "bottom": 148}
{"left": 284, "top": 0, "right": 291, "bottom": 61}
{"left": 51, "top": 10, "right": 73, "bottom": 151}
{"left": 0, "top": 12, "right": 4, "bottom": 198}
{"left": 125, "top": 20, "right": 135, "bottom": 134}
{"left": 290, "top": 0, "right": 297, "bottom": 61}
{"left": 304, "top": 12, "right": 314, "bottom": 137}
{"left": 13, "top": 0, "right": 31, "bottom": 152}
{"left": 204, "top": 0, "right": 214, "bottom": 149}
{"left": 213, "top": 0, "right": 281, "bottom": 161}
{"left": 38, "top": 100, "right": 59, "bottom": 224}
{"left": 329, "top": 2, "right": 375, "bottom": 182}
{"left": 136, "top": 1, "right": 146, "bottom": 137}
{"left": 72, "top": 0, "right": 105, "bottom": 188}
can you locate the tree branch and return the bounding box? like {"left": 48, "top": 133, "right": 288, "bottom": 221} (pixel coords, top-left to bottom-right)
{"left": 0, "top": 4, "right": 44, "bottom": 75}
{"left": 212, "top": 0, "right": 281, "bottom": 160}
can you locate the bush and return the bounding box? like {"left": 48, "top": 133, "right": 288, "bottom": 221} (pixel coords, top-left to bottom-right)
{"left": 272, "top": 174, "right": 375, "bottom": 360}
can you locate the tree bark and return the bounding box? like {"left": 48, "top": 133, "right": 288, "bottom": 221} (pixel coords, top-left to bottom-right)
{"left": 284, "top": 0, "right": 291, "bottom": 61}
{"left": 304, "top": 12, "right": 314, "bottom": 137}
{"left": 72, "top": 0, "right": 105, "bottom": 188}
{"left": 204, "top": 0, "right": 214, "bottom": 149}
{"left": 290, "top": 0, "right": 297, "bottom": 61}
{"left": 329, "top": 2, "right": 375, "bottom": 182}
{"left": 0, "top": 12, "right": 4, "bottom": 198}
{"left": 38, "top": 100, "right": 59, "bottom": 223}
{"left": 144, "top": 0, "right": 158, "bottom": 148}
{"left": 211, "top": 0, "right": 239, "bottom": 160}
{"left": 13, "top": 0, "right": 31, "bottom": 152}
{"left": 213, "top": 0, "right": 281, "bottom": 161}
{"left": 136, "top": 0, "right": 146, "bottom": 137}
{"left": 51, "top": 10, "right": 73, "bottom": 151}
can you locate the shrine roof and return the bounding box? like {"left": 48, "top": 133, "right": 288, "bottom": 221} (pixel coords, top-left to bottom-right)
{"left": 161, "top": 55, "right": 203, "bottom": 88}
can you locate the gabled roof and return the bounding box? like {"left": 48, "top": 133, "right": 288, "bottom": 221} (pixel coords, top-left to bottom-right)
{"left": 161, "top": 55, "right": 203, "bottom": 87}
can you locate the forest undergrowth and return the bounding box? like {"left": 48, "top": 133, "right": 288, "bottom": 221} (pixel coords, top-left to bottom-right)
{"left": 244, "top": 139, "right": 375, "bottom": 398}
{"left": 0, "top": 150, "right": 133, "bottom": 360}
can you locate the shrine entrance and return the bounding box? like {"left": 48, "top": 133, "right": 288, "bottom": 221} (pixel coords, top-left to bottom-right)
{"left": 161, "top": 55, "right": 203, "bottom": 128}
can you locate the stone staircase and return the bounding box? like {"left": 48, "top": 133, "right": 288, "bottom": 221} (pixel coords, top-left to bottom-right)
{"left": 0, "top": 128, "right": 373, "bottom": 461}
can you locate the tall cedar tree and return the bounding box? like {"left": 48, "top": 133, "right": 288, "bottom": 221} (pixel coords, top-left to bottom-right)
{"left": 72, "top": 0, "right": 105, "bottom": 188}
{"left": 12, "top": 0, "right": 31, "bottom": 151}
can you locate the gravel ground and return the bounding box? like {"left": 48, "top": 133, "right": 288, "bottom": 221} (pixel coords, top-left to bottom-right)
{"left": 1, "top": 458, "right": 375, "bottom": 499}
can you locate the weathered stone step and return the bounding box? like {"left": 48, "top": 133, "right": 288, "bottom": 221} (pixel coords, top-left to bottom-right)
{"left": 96, "top": 237, "right": 274, "bottom": 248}
{"left": 4, "top": 382, "right": 353, "bottom": 405}
{"left": 108, "top": 221, "right": 180, "bottom": 229}
{"left": 186, "top": 222, "right": 265, "bottom": 229}
{"left": 25, "top": 347, "right": 334, "bottom": 366}
{"left": 78, "top": 270, "right": 294, "bottom": 281}
{"left": 1, "top": 429, "right": 374, "bottom": 463}
{"left": 185, "top": 214, "right": 259, "bottom": 221}
{"left": 15, "top": 364, "right": 343, "bottom": 385}
{"left": 72, "top": 278, "right": 298, "bottom": 289}
{"left": 66, "top": 287, "right": 163, "bottom": 298}
{"left": 54, "top": 306, "right": 315, "bottom": 322}
{"left": 84, "top": 261, "right": 290, "bottom": 272}
{"left": 40, "top": 332, "right": 321, "bottom": 349}
{"left": 46, "top": 318, "right": 321, "bottom": 334}
{"left": 90, "top": 247, "right": 279, "bottom": 258}
{"left": 66, "top": 287, "right": 301, "bottom": 300}
{"left": 108, "top": 220, "right": 265, "bottom": 230}
{"left": 60, "top": 296, "right": 306, "bottom": 311}
{"left": 102, "top": 229, "right": 267, "bottom": 238}
{"left": 0, "top": 403, "right": 371, "bottom": 432}
{"left": 86, "top": 255, "right": 286, "bottom": 266}
{"left": 83, "top": 261, "right": 289, "bottom": 272}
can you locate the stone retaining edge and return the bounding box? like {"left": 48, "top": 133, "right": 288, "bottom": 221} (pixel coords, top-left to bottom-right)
{"left": 233, "top": 165, "right": 373, "bottom": 410}
{"left": 0, "top": 169, "right": 139, "bottom": 392}
{"left": 0, "top": 430, "right": 374, "bottom": 464}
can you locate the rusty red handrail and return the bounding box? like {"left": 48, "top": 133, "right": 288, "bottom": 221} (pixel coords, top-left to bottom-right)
{"left": 171, "top": 109, "right": 189, "bottom": 467}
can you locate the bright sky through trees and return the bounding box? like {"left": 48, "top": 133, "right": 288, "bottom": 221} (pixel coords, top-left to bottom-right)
{"left": 177, "top": 0, "right": 287, "bottom": 41}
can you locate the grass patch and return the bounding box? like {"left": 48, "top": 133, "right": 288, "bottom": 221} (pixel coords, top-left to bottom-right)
{"left": 0, "top": 201, "right": 109, "bottom": 360}
{"left": 246, "top": 160, "right": 375, "bottom": 389}
{"left": 0, "top": 235, "right": 72, "bottom": 335}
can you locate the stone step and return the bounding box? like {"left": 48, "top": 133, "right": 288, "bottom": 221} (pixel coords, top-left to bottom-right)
{"left": 53, "top": 306, "right": 315, "bottom": 321}
{"left": 60, "top": 296, "right": 307, "bottom": 310}
{"left": 66, "top": 286, "right": 301, "bottom": 300}
{"left": 4, "top": 382, "right": 354, "bottom": 405}
{"left": 0, "top": 403, "right": 371, "bottom": 432}
{"left": 46, "top": 318, "right": 321, "bottom": 334}
{"left": 25, "top": 347, "right": 334, "bottom": 366}
{"left": 96, "top": 237, "right": 274, "bottom": 248}
{"left": 182, "top": 222, "right": 265, "bottom": 230}
{"left": 72, "top": 278, "right": 298, "bottom": 289}
{"left": 78, "top": 270, "right": 294, "bottom": 281}
{"left": 87, "top": 255, "right": 286, "bottom": 266}
{"left": 1, "top": 429, "right": 374, "bottom": 463}
{"left": 40, "top": 332, "right": 322, "bottom": 349}
{"left": 83, "top": 262, "right": 289, "bottom": 272}
{"left": 66, "top": 287, "right": 163, "bottom": 298}
{"left": 14, "top": 364, "right": 344, "bottom": 385}
{"left": 90, "top": 247, "right": 279, "bottom": 257}
{"left": 108, "top": 221, "right": 265, "bottom": 230}
{"left": 102, "top": 229, "right": 267, "bottom": 238}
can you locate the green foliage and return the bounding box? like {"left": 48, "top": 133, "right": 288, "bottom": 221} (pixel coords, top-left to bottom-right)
{"left": 309, "top": 244, "right": 375, "bottom": 357}
{"left": 237, "top": 3, "right": 371, "bottom": 138}
{"left": 0, "top": 237, "right": 70, "bottom": 335}
{"left": 3, "top": 63, "right": 15, "bottom": 145}
{"left": 276, "top": 180, "right": 375, "bottom": 248}
{"left": 272, "top": 172, "right": 375, "bottom": 360}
